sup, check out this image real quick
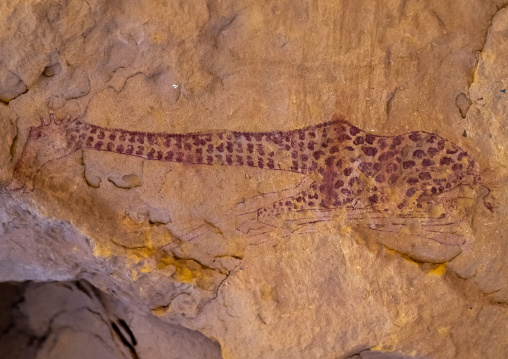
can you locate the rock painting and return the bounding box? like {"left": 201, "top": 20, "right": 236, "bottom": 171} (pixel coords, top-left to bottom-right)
{"left": 6, "top": 113, "right": 490, "bottom": 258}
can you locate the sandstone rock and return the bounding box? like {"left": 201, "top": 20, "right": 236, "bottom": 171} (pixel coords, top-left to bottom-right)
{"left": 1, "top": 1, "right": 508, "bottom": 358}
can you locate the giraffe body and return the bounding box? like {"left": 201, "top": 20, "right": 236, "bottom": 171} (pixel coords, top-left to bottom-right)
{"left": 66, "top": 116, "right": 479, "bottom": 209}
{"left": 6, "top": 113, "right": 484, "bottom": 248}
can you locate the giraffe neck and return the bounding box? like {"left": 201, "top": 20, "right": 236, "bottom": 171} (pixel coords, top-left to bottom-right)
{"left": 70, "top": 119, "right": 342, "bottom": 174}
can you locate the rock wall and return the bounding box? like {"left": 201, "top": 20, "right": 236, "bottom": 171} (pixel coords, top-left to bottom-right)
{"left": 0, "top": 280, "right": 222, "bottom": 359}
{"left": 1, "top": 1, "right": 508, "bottom": 358}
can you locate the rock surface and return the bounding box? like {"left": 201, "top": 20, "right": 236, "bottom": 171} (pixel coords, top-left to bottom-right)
{"left": 1, "top": 1, "right": 508, "bottom": 358}
{"left": 0, "top": 280, "right": 222, "bottom": 359}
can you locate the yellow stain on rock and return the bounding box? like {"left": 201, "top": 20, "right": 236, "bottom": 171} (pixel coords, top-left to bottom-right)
{"left": 151, "top": 306, "right": 170, "bottom": 317}
{"left": 93, "top": 238, "right": 158, "bottom": 263}
{"left": 428, "top": 263, "right": 447, "bottom": 276}
{"left": 140, "top": 264, "right": 154, "bottom": 273}
{"left": 105, "top": 224, "right": 173, "bottom": 265}
{"left": 175, "top": 266, "right": 201, "bottom": 284}
{"left": 88, "top": 221, "right": 215, "bottom": 289}
{"left": 219, "top": 345, "right": 236, "bottom": 359}
{"left": 155, "top": 253, "right": 205, "bottom": 285}
{"left": 93, "top": 242, "right": 112, "bottom": 258}
{"left": 338, "top": 223, "right": 352, "bottom": 236}
{"left": 384, "top": 247, "right": 448, "bottom": 276}
{"left": 370, "top": 344, "right": 396, "bottom": 353}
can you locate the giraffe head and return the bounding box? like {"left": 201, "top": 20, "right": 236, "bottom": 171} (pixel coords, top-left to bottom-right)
{"left": 442, "top": 150, "right": 494, "bottom": 213}
{"left": 6, "top": 112, "right": 80, "bottom": 192}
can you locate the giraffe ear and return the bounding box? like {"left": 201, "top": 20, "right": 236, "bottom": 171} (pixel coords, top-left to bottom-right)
{"left": 48, "top": 112, "right": 56, "bottom": 124}
{"left": 40, "top": 115, "right": 49, "bottom": 126}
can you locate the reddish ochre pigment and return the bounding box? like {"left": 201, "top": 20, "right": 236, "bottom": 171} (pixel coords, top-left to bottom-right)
{"left": 7, "top": 113, "right": 486, "bottom": 244}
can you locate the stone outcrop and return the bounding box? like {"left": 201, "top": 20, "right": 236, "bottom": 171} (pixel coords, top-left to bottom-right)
{"left": 0, "top": 280, "right": 222, "bottom": 359}
{"left": 1, "top": 1, "right": 508, "bottom": 358}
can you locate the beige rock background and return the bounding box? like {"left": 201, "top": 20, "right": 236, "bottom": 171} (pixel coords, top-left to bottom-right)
{"left": 1, "top": 0, "right": 508, "bottom": 358}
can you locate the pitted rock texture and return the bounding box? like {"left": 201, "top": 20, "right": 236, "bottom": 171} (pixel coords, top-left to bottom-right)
{"left": 1, "top": 1, "right": 508, "bottom": 358}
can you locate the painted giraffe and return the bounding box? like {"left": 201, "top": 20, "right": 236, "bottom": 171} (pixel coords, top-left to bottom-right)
{"left": 6, "top": 113, "right": 488, "bottom": 247}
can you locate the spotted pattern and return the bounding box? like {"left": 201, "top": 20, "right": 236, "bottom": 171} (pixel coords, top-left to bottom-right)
{"left": 72, "top": 117, "right": 479, "bottom": 218}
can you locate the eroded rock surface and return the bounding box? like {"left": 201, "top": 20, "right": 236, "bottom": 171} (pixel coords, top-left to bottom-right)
{"left": 1, "top": 1, "right": 508, "bottom": 358}
{"left": 0, "top": 280, "right": 222, "bottom": 359}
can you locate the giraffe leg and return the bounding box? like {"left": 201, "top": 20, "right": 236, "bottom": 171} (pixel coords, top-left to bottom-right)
{"left": 180, "top": 177, "right": 315, "bottom": 242}
{"left": 346, "top": 196, "right": 471, "bottom": 263}
{"left": 236, "top": 206, "right": 337, "bottom": 245}
{"left": 229, "top": 176, "right": 315, "bottom": 215}
{"left": 356, "top": 214, "right": 468, "bottom": 245}
{"left": 236, "top": 186, "right": 336, "bottom": 237}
